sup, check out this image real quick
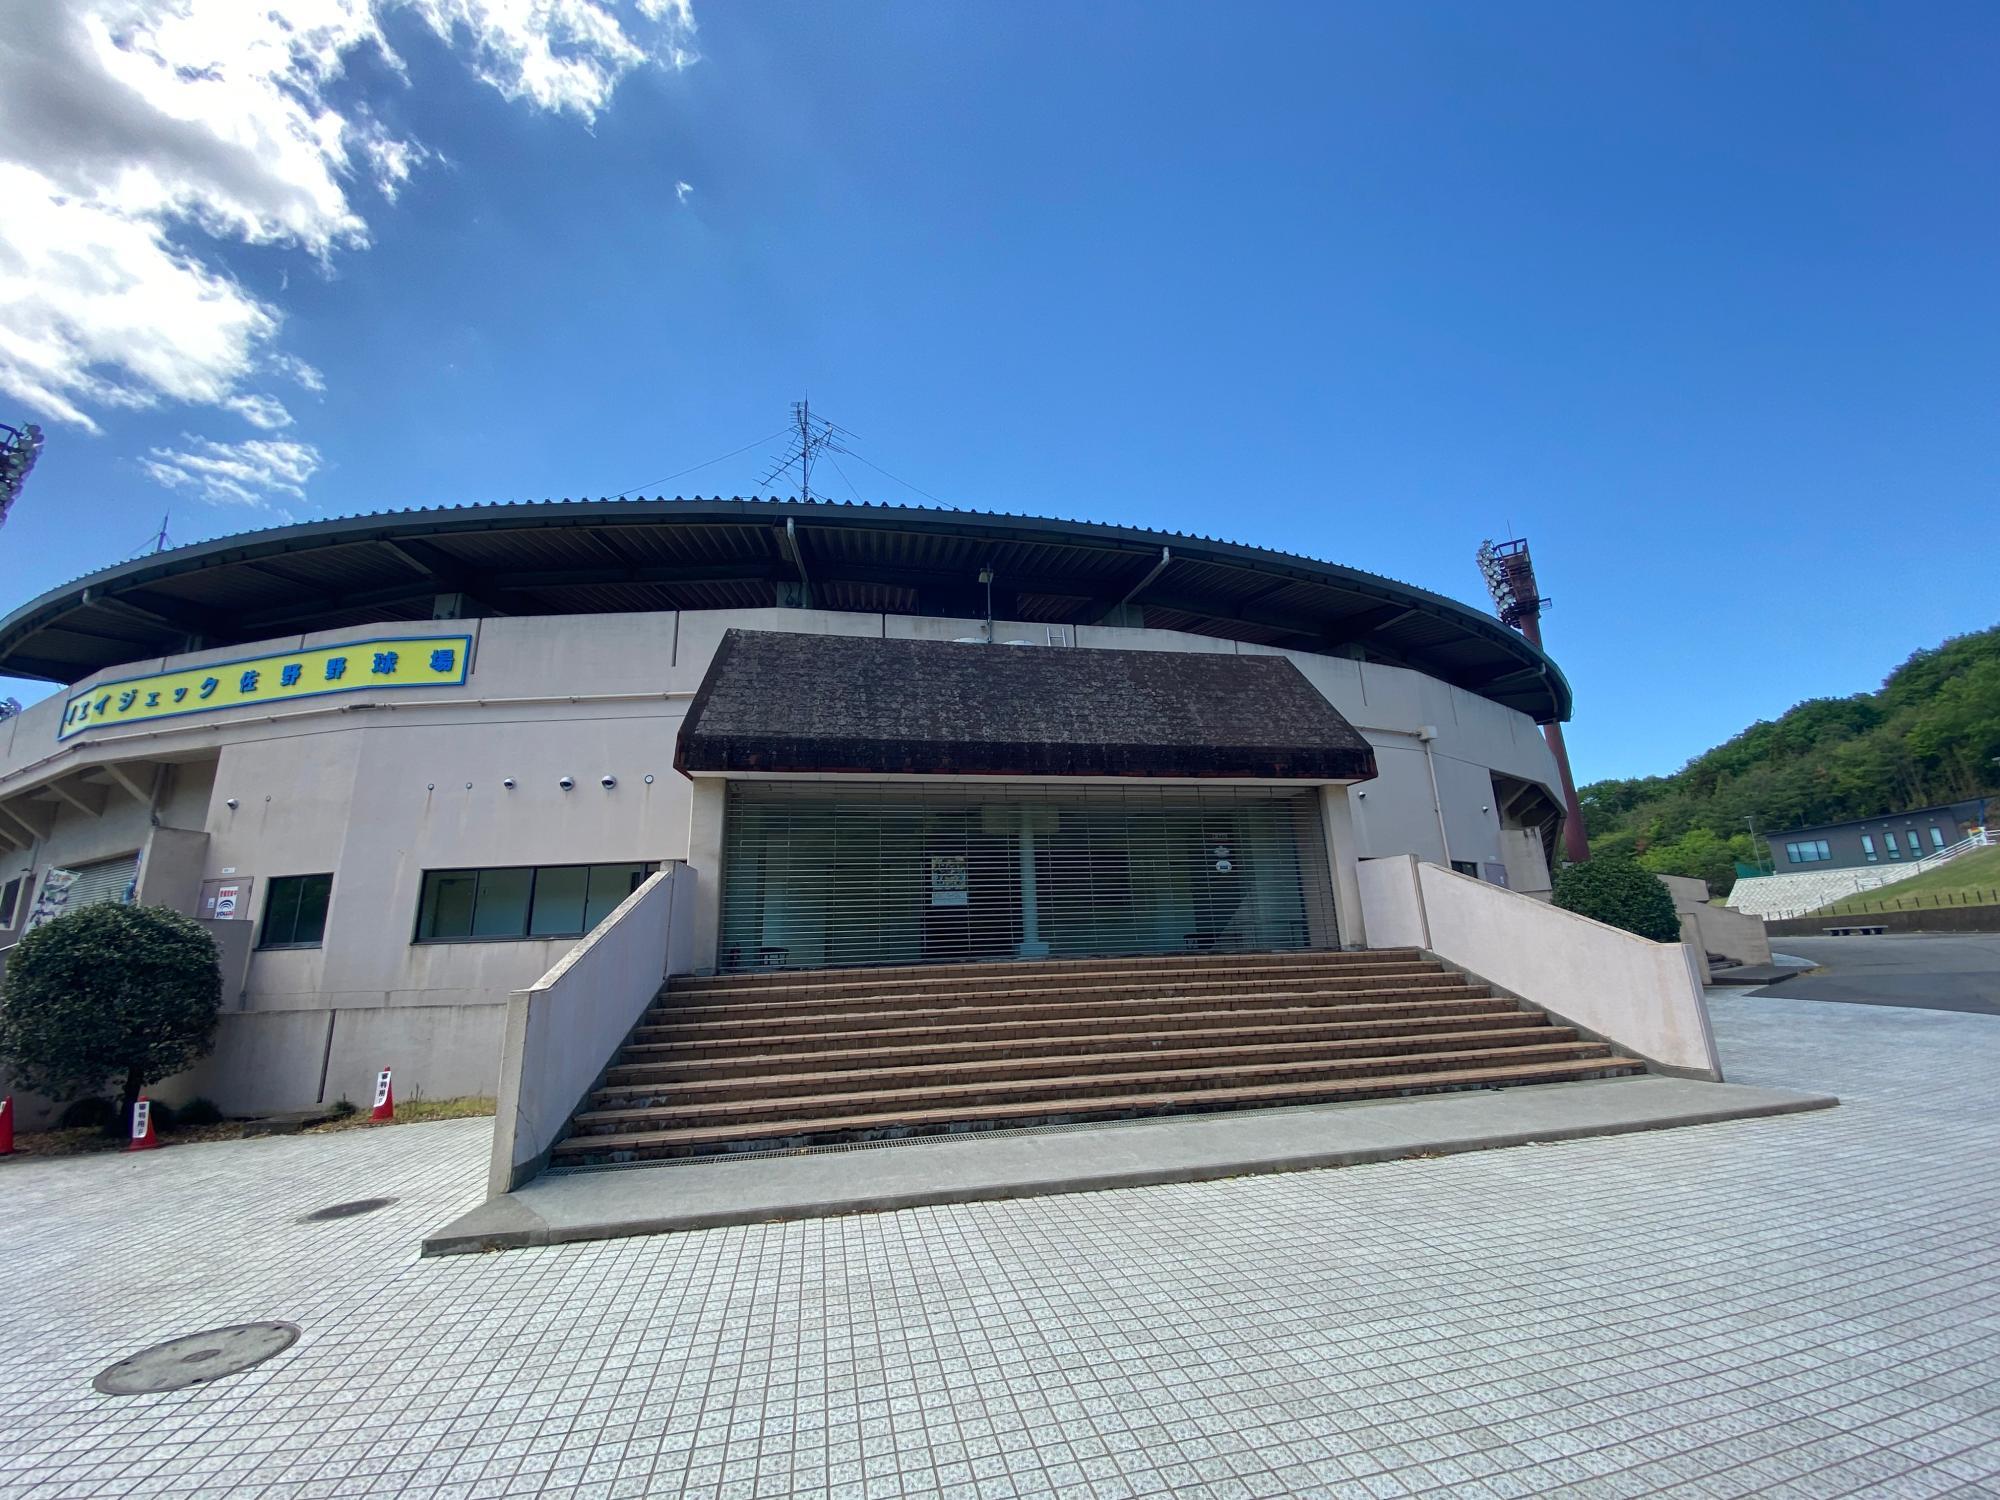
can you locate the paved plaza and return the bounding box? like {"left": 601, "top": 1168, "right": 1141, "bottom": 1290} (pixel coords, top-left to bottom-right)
{"left": 3, "top": 989, "right": 1998, "bottom": 1499}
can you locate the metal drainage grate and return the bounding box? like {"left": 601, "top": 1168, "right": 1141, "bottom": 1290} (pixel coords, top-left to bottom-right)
{"left": 93, "top": 1322, "right": 300, "bottom": 1396}
{"left": 298, "top": 1197, "right": 396, "bottom": 1222}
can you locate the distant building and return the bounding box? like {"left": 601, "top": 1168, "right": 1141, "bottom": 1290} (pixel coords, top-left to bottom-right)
{"left": 1765, "top": 799, "right": 1987, "bottom": 873}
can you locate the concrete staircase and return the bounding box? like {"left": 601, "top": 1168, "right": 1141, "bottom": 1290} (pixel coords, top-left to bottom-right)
{"left": 550, "top": 949, "right": 1646, "bottom": 1167}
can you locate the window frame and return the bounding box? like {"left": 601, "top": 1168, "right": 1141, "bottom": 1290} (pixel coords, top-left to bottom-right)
{"left": 1860, "top": 835, "right": 1876, "bottom": 862}
{"left": 258, "top": 872, "right": 334, "bottom": 950}
{"left": 0, "top": 872, "right": 24, "bottom": 929}
{"left": 413, "top": 861, "right": 656, "bottom": 944}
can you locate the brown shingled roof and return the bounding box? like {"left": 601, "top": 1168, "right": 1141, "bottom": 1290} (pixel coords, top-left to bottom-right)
{"left": 674, "top": 630, "right": 1378, "bottom": 781}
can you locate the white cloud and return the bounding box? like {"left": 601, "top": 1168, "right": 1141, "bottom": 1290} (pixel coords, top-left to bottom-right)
{"left": 269, "top": 353, "right": 328, "bottom": 394}
{"left": 223, "top": 394, "right": 295, "bottom": 430}
{"left": 141, "top": 435, "right": 323, "bottom": 506}
{"left": 675, "top": 179, "right": 693, "bottom": 204}
{"left": 0, "top": 0, "right": 698, "bottom": 468}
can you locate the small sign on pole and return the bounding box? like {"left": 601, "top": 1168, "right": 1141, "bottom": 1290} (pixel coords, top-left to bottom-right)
{"left": 370, "top": 1068, "right": 394, "bottom": 1122}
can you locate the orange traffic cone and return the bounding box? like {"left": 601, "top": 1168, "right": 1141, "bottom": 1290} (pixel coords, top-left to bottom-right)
{"left": 0, "top": 1096, "right": 14, "bottom": 1156}
{"left": 369, "top": 1068, "right": 394, "bottom": 1122}
{"left": 128, "top": 1097, "right": 160, "bottom": 1152}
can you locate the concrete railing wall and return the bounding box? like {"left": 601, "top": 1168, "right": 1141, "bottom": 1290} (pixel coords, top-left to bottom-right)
{"left": 487, "top": 862, "right": 696, "bottom": 1194}
{"left": 1358, "top": 855, "right": 1722, "bottom": 1079}
{"left": 1657, "top": 874, "right": 1772, "bottom": 968}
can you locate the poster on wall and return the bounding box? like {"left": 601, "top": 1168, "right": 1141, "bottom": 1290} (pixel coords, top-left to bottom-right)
{"left": 928, "top": 854, "right": 969, "bottom": 908}
{"left": 24, "top": 868, "right": 77, "bottom": 931}
{"left": 212, "top": 885, "right": 241, "bottom": 919}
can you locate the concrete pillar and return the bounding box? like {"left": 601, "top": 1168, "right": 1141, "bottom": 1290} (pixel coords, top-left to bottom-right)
{"left": 1320, "top": 783, "right": 1367, "bottom": 949}
{"left": 1015, "top": 824, "right": 1050, "bottom": 958}
{"left": 686, "top": 776, "right": 727, "bottom": 972}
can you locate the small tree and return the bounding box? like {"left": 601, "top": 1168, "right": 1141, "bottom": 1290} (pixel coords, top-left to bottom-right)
{"left": 0, "top": 904, "right": 221, "bottom": 1133}
{"left": 1551, "top": 853, "right": 1682, "bottom": 943}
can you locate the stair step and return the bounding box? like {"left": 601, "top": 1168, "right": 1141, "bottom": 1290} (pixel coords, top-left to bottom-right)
{"left": 551, "top": 1056, "right": 1646, "bottom": 1161}
{"left": 597, "top": 1025, "right": 1583, "bottom": 1100}
{"left": 668, "top": 956, "right": 1448, "bottom": 1005}
{"left": 633, "top": 993, "right": 1509, "bottom": 1048}
{"left": 572, "top": 1043, "right": 1618, "bottom": 1131}
{"left": 636, "top": 985, "right": 1497, "bottom": 1041}
{"left": 653, "top": 968, "right": 1474, "bottom": 1019}
{"left": 611, "top": 1008, "right": 1549, "bottom": 1073}
{"left": 669, "top": 947, "right": 1429, "bottom": 993}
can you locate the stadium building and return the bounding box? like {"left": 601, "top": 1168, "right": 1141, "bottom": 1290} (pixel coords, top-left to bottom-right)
{"left": 0, "top": 498, "right": 1614, "bottom": 1131}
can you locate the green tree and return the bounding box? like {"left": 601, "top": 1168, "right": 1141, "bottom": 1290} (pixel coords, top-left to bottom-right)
{"left": 1576, "top": 623, "right": 2000, "bottom": 862}
{"left": 1552, "top": 854, "right": 1682, "bottom": 942}
{"left": 0, "top": 904, "right": 221, "bottom": 1133}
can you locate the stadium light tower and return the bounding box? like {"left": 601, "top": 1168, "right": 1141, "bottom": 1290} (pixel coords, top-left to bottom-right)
{"left": 0, "top": 422, "right": 44, "bottom": 532}
{"left": 1476, "top": 537, "right": 1590, "bottom": 865}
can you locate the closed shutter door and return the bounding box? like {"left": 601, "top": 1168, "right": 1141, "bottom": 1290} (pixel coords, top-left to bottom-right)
{"left": 718, "top": 781, "right": 1337, "bottom": 973}
{"left": 56, "top": 854, "right": 140, "bottom": 911}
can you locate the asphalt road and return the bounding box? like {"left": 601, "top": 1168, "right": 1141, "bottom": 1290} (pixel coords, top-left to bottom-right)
{"left": 1763, "top": 932, "right": 2000, "bottom": 1015}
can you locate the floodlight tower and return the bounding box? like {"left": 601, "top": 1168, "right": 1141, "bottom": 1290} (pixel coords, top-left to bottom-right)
{"left": 1476, "top": 538, "right": 1590, "bottom": 866}
{"left": 0, "top": 422, "right": 44, "bottom": 531}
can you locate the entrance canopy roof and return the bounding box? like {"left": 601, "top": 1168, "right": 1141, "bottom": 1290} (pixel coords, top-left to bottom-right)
{"left": 675, "top": 630, "right": 1379, "bottom": 781}
{"left": 0, "top": 497, "right": 1570, "bottom": 722}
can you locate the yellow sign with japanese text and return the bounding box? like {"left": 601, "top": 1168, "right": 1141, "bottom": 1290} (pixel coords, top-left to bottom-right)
{"left": 57, "top": 634, "right": 472, "bottom": 741}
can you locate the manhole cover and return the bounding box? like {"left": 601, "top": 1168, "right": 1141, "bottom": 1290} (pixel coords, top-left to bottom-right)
{"left": 93, "top": 1322, "right": 300, "bottom": 1396}
{"left": 298, "top": 1196, "right": 396, "bottom": 1222}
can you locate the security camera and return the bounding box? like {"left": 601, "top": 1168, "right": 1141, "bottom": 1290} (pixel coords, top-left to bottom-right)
{"left": 225, "top": 797, "right": 239, "bottom": 810}
{"left": 502, "top": 778, "right": 516, "bottom": 790}
{"left": 558, "top": 776, "right": 574, "bottom": 791}
{"left": 600, "top": 774, "right": 617, "bottom": 789}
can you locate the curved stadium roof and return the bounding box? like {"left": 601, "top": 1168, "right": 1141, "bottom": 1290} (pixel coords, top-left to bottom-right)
{"left": 0, "top": 498, "right": 1571, "bottom": 721}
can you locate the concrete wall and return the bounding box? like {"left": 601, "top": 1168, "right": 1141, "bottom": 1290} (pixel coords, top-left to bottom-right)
{"left": 1, "top": 605, "right": 1571, "bottom": 1115}
{"left": 1658, "top": 874, "right": 1772, "bottom": 968}
{"left": 1357, "top": 855, "right": 1722, "bottom": 1079}
{"left": 489, "top": 864, "right": 693, "bottom": 1192}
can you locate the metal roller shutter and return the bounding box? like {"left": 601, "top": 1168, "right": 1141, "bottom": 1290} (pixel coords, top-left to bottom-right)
{"left": 718, "top": 781, "right": 1337, "bottom": 973}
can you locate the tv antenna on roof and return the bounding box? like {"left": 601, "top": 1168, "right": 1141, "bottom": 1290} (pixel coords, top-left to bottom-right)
{"left": 129, "top": 513, "right": 172, "bottom": 558}
{"left": 760, "top": 398, "right": 852, "bottom": 504}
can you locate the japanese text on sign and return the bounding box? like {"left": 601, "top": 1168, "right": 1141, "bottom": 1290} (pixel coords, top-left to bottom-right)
{"left": 58, "top": 636, "right": 472, "bottom": 741}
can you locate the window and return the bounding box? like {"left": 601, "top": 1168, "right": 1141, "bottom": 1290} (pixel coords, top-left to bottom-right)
{"left": 1931, "top": 827, "right": 1947, "bottom": 850}
{"left": 0, "top": 873, "right": 24, "bottom": 929}
{"left": 1860, "top": 835, "right": 1876, "bottom": 862}
{"left": 260, "top": 873, "right": 332, "bottom": 948}
{"left": 416, "top": 863, "right": 654, "bottom": 942}
{"left": 1886, "top": 833, "right": 1901, "bottom": 859}
{"left": 1784, "top": 841, "right": 1832, "bottom": 864}
{"left": 1906, "top": 832, "right": 1923, "bottom": 857}
{"left": 1450, "top": 859, "right": 1481, "bottom": 877}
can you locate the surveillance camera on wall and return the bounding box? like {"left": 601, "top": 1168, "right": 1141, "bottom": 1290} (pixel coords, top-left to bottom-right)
{"left": 558, "top": 776, "right": 574, "bottom": 791}
{"left": 225, "top": 797, "right": 239, "bottom": 810}
{"left": 600, "top": 775, "right": 617, "bottom": 790}
{"left": 502, "top": 778, "right": 516, "bottom": 790}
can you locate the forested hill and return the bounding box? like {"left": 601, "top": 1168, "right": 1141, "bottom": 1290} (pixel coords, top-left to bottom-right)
{"left": 1579, "top": 624, "right": 2000, "bottom": 894}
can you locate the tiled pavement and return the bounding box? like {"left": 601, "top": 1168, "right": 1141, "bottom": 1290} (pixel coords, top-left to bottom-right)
{"left": 2, "top": 991, "right": 1998, "bottom": 1499}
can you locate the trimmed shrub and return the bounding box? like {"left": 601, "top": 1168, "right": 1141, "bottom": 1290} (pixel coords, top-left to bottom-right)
{"left": 175, "top": 1097, "right": 224, "bottom": 1127}
{"left": 1552, "top": 854, "right": 1682, "bottom": 943}
{"left": 57, "top": 1096, "right": 118, "bottom": 1131}
{"left": 0, "top": 903, "right": 222, "bottom": 1135}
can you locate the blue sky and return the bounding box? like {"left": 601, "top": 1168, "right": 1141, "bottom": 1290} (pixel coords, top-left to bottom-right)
{"left": 2, "top": 1, "right": 1994, "bottom": 784}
